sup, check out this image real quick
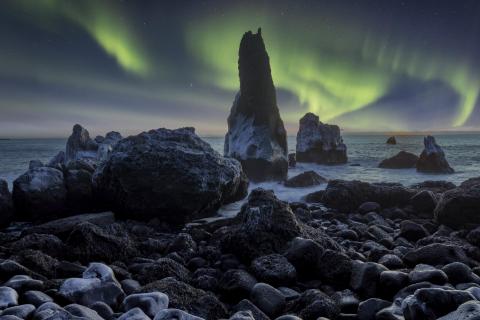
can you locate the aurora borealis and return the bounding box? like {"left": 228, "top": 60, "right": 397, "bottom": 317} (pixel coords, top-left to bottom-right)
{"left": 1, "top": 0, "right": 480, "bottom": 137}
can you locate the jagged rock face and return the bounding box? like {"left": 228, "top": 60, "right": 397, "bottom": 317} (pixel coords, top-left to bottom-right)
{"left": 12, "top": 167, "right": 67, "bottom": 221}
{"left": 416, "top": 136, "right": 454, "bottom": 173}
{"left": 296, "top": 113, "right": 347, "bottom": 164}
{"left": 94, "top": 127, "right": 248, "bottom": 224}
{"left": 66, "top": 124, "right": 98, "bottom": 163}
{"left": 0, "top": 179, "right": 13, "bottom": 227}
{"left": 224, "top": 29, "right": 288, "bottom": 182}
{"left": 220, "top": 188, "right": 340, "bottom": 262}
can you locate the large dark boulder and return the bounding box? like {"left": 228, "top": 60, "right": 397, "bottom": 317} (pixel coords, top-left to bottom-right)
{"left": 416, "top": 136, "right": 454, "bottom": 173}
{"left": 94, "top": 127, "right": 248, "bottom": 224}
{"left": 296, "top": 112, "right": 347, "bottom": 164}
{"left": 220, "top": 188, "right": 339, "bottom": 262}
{"left": 0, "top": 179, "right": 13, "bottom": 227}
{"left": 284, "top": 171, "right": 326, "bottom": 188}
{"left": 320, "top": 180, "right": 415, "bottom": 212}
{"left": 434, "top": 185, "right": 480, "bottom": 228}
{"left": 224, "top": 29, "right": 288, "bottom": 182}
{"left": 12, "top": 167, "right": 67, "bottom": 221}
{"left": 378, "top": 151, "right": 418, "bottom": 169}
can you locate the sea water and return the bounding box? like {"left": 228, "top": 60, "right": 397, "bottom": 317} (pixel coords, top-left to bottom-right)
{"left": 1, "top": 134, "right": 479, "bottom": 216}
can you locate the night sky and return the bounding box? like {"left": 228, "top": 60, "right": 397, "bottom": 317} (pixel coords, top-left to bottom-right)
{"left": 1, "top": 0, "right": 480, "bottom": 138}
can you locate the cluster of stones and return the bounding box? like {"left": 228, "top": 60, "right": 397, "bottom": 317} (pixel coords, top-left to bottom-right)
{"left": 0, "top": 179, "right": 480, "bottom": 319}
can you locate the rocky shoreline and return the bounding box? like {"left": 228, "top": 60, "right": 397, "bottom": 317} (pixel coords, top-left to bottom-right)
{"left": 1, "top": 175, "right": 480, "bottom": 319}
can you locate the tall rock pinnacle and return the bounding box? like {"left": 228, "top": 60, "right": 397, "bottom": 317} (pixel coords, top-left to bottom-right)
{"left": 224, "top": 28, "right": 288, "bottom": 182}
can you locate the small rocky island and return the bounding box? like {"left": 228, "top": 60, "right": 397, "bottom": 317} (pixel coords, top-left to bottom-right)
{"left": 0, "top": 29, "right": 478, "bottom": 320}
{"left": 296, "top": 113, "right": 347, "bottom": 164}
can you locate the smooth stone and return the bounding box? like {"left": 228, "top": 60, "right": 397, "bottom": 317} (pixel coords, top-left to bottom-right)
{"left": 232, "top": 299, "right": 269, "bottom": 320}
{"left": 408, "top": 264, "right": 448, "bottom": 285}
{"left": 154, "top": 308, "right": 205, "bottom": 320}
{"left": 117, "top": 307, "right": 151, "bottom": 320}
{"left": 22, "top": 291, "right": 53, "bottom": 308}
{"left": 229, "top": 310, "right": 255, "bottom": 320}
{"left": 121, "top": 279, "right": 141, "bottom": 295}
{"left": 4, "top": 275, "right": 43, "bottom": 293}
{"left": 442, "top": 262, "right": 480, "bottom": 285}
{"left": 122, "top": 292, "right": 169, "bottom": 318}
{"left": 64, "top": 304, "right": 104, "bottom": 320}
{"left": 219, "top": 269, "right": 257, "bottom": 301}
{"left": 90, "top": 301, "right": 114, "bottom": 319}
{"left": 1, "top": 304, "right": 35, "bottom": 319}
{"left": 250, "top": 283, "right": 285, "bottom": 317}
{"left": 0, "top": 287, "right": 18, "bottom": 309}
{"left": 350, "top": 261, "right": 387, "bottom": 298}
{"left": 437, "top": 300, "right": 480, "bottom": 320}
{"left": 357, "top": 298, "right": 390, "bottom": 320}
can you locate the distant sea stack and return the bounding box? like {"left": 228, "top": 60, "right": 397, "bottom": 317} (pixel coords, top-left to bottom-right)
{"left": 416, "top": 135, "right": 454, "bottom": 173}
{"left": 224, "top": 28, "right": 288, "bottom": 182}
{"left": 296, "top": 113, "right": 347, "bottom": 164}
{"left": 386, "top": 136, "right": 397, "bottom": 145}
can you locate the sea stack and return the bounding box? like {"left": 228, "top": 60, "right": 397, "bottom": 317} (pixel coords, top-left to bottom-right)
{"left": 224, "top": 28, "right": 288, "bottom": 182}
{"left": 386, "top": 136, "right": 397, "bottom": 144}
{"left": 296, "top": 113, "right": 347, "bottom": 164}
{"left": 416, "top": 135, "right": 454, "bottom": 173}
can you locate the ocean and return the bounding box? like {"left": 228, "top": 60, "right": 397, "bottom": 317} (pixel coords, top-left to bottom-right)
{"left": 1, "top": 134, "right": 479, "bottom": 216}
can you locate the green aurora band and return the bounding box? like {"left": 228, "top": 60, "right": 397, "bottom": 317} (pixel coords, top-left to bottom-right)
{"left": 13, "top": 0, "right": 151, "bottom": 76}
{"left": 186, "top": 8, "right": 480, "bottom": 127}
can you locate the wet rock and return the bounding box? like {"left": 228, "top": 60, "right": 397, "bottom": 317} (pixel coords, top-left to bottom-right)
{"left": 66, "top": 222, "right": 138, "bottom": 263}
{"left": 22, "top": 290, "right": 53, "bottom": 307}
{"left": 0, "top": 287, "right": 18, "bottom": 309}
{"left": 232, "top": 299, "right": 269, "bottom": 320}
{"left": 64, "top": 304, "right": 104, "bottom": 320}
{"left": 321, "top": 180, "right": 415, "bottom": 212}
{"left": 358, "top": 202, "right": 380, "bottom": 214}
{"left": 250, "top": 283, "right": 285, "bottom": 317}
{"left": 386, "top": 136, "right": 397, "bottom": 145}
{"left": 132, "top": 258, "right": 190, "bottom": 285}
{"left": 4, "top": 275, "right": 43, "bottom": 293}
{"left": 350, "top": 261, "right": 387, "bottom": 298}
{"left": 442, "top": 262, "right": 480, "bottom": 285}
{"left": 408, "top": 264, "right": 448, "bottom": 285}
{"left": 438, "top": 300, "right": 480, "bottom": 320}
{"left": 1, "top": 304, "right": 35, "bottom": 318}
{"left": 94, "top": 127, "right": 248, "bottom": 223}
{"left": 32, "top": 302, "right": 71, "bottom": 320}
{"left": 221, "top": 188, "right": 338, "bottom": 262}
{"left": 64, "top": 169, "right": 93, "bottom": 211}
{"left": 402, "top": 287, "right": 474, "bottom": 319}
{"left": 219, "top": 269, "right": 257, "bottom": 302}
{"left": 139, "top": 277, "right": 227, "bottom": 319}
{"left": 410, "top": 180, "right": 456, "bottom": 193}
{"left": 250, "top": 254, "right": 296, "bottom": 286}
{"left": 154, "top": 308, "right": 205, "bottom": 320}
{"left": 296, "top": 112, "right": 347, "bottom": 164}
{"left": 24, "top": 212, "right": 115, "bottom": 237}
{"left": 398, "top": 220, "right": 429, "bottom": 241}
{"left": 59, "top": 263, "right": 124, "bottom": 308}
{"left": 289, "top": 289, "right": 340, "bottom": 320}
{"left": 122, "top": 292, "right": 169, "bottom": 318}
{"left": 378, "top": 254, "right": 404, "bottom": 269}
{"left": 118, "top": 307, "right": 151, "bottom": 320}
{"left": 12, "top": 167, "right": 67, "bottom": 221}
{"left": 317, "top": 250, "right": 353, "bottom": 287}
{"left": 379, "top": 151, "right": 418, "bottom": 169}
{"left": 224, "top": 28, "right": 288, "bottom": 182}
{"left": 284, "top": 237, "right": 323, "bottom": 275}
{"left": 284, "top": 171, "right": 326, "bottom": 188}
{"left": 0, "top": 179, "right": 13, "bottom": 227}
{"left": 434, "top": 184, "right": 480, "bottom": 228}
{"left": 403, "top": 243, "right": 471, "bottom": 267}
{"left": 66, "top": 124, "right": 98, "bottom": 163}
{"left": 90, "top": 301, "right": 114, "bottom": 319}
{"left": 332, "top": 289, "right": 359, "bottom": 314}
{"left": 357, "top": 298, "right": 390, "bottom": 320}
{"left": 416, "top": 135, "right": 454, "bottom": 173}
{"left": 409, "top": 190, "right": 438, "bottom": 216}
